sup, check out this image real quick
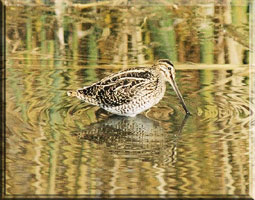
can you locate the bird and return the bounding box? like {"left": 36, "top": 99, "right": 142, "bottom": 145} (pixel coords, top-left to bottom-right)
{"left": 67, "top": 59, "right": 190, "bottom": 117}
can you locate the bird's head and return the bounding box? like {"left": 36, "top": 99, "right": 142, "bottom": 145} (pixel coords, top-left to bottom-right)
{"left": 155, "top": 59, "right": 191, "bottom": 115}
{"left": 156, "top": 59, "right": 176, "bottom": 81}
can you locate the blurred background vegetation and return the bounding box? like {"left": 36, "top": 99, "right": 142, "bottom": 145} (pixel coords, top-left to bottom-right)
{"left": 6, "top": 0, "right": 249, "bottom": 66}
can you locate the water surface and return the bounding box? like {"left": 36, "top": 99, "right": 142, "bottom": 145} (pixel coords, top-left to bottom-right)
{"left": 5, "top": 1, "right": 252, "bottom": 198}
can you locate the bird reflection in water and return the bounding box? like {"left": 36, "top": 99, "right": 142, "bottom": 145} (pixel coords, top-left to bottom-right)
{"left": 74, "top": 114, "right": 189, "bottom": 165}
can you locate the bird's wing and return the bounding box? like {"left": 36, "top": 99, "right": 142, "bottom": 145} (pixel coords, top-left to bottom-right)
{"left": 94, "top": 68, "right": 157, "bottom": 107}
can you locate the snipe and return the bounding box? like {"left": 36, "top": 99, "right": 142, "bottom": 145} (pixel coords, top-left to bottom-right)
{"left": 67, "top": 59, "right": 190, "bottom": 117}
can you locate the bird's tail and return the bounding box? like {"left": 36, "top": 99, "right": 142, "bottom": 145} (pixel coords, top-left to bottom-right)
{"left": 67, "top": 91, "right": 77, "bottom": 97}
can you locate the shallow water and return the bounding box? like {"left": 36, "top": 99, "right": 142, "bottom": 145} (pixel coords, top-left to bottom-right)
{"left": 5, "top": 1, "right": 253, "bottom": 198}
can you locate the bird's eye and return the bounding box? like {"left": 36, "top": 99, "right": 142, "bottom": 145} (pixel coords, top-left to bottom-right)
{"left": 168, "top": 68, "right": 175, "bottom": 78}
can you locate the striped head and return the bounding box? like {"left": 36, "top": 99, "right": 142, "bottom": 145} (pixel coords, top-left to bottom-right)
{"left": 155, "top": 59, "right": 190, "bottom": 115}
{"left": 155, "top": 59, "right": 176, "bottom": 81}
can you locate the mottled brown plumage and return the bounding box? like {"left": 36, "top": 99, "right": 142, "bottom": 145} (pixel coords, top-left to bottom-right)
{"left": 67, "top": 59, "right": 190, "bottom": 117}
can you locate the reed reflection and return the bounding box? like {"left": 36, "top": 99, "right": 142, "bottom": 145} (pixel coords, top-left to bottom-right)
{"left": 5, "top": 1, "right": 251, "bottom": 197}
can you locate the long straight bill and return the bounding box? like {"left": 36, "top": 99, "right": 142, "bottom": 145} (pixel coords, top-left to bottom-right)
{"left": 169, "top": 77, "right": 191, "bottom": 115}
